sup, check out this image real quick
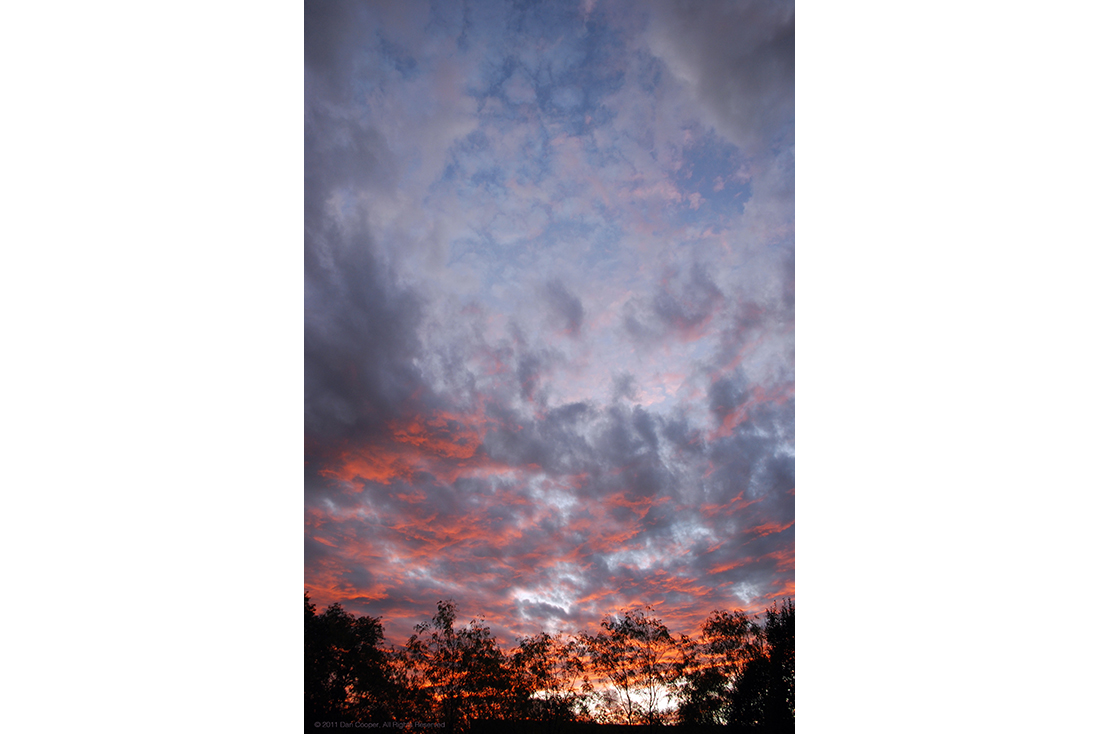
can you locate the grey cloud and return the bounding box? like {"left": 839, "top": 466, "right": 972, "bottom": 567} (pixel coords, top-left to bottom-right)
{"left": 304, "top": 214, "right": 425, "bottom": 444}
{"left": 305, "top": 0, "right": 366, "bottom": 103}
{"left": 545, "top": 279, "right": 585, "bottom": 336}
{"left": 517, "top": 351, "right": 549, "bottom": 403}
{"left": 483, "top": 399, "right": 596, "bottom": 475}
{"left": 752, "top": 451, "right": 795, "bottom": 498}
{"left": 632, "top": 405, "right": 660, "bottom": 450}
{"left": 305, "top": 3, "right": 432, "bottom": 450}
{"left": 708, "top": 368, "right": 751, "bottom": 419}
{"left": 660, "top": 412, "right": 707, "bottom": 457}
{"left": 612, "top": 372, "right": 637, "bottom": 402}
{"left": 623, "top": 262, "right": 726, "bottom": 346}
{"left": 705, "top": 400, "right": 794, "bottom": 503}
{"left": 596, "top": 405, "right": 651, "bottom": 465}
{"left": 653, "top": 263, "right": 724, "bottom": 333}
{"left": 644, "top": 0, "right": 795, "bottom": 155}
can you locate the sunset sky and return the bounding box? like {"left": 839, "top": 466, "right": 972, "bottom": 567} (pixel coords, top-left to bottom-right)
{"left": 305, "top": 0, "right": 794, "bottom": 643}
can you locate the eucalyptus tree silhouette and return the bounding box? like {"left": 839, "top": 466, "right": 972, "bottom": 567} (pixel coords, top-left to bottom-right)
{"left": 676, "top": 608, "right": 761, "bottom": 725}
{"left": 583, "top": 606, "right": 679, "bottom": 725}
{"left": 510, "top": 631, "right": 592, "bottom": 722}
{"left": 400, "top": 599, "right": 522, "bottom": 732}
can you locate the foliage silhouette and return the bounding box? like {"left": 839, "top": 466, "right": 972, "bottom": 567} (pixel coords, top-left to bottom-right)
{"left": 304, "top": 592, "right": 794, "bottom": 731}
{"left": 759, "top": 599, "right": 795, "bottom": 731}
{"left": 677, "top": 600, "right": 794, "bottom": 731}
{"left": 583, "top": 607, "right": 680, "bottom": 725}
{"left": 510, "top": 631, "right": 592, "bottom": 722}
{"left": 304, "top": 593, "right": 399, "bottom": 724}
{"left": 400, "top": 599, "right": 524, "bottom": 732}
{"left": 676, "top": 608, "right": 761, "bottom": 725}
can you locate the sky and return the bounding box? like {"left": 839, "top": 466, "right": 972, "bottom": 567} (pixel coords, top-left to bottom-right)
{"left": 305, "top": 0, "right": 794, "bottom": 645}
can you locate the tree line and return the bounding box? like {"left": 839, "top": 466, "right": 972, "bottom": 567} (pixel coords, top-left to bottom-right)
{"left": 306, "top": 594, "right": 793, "bottom": 732}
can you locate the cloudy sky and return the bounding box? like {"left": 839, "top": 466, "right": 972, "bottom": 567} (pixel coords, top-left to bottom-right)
{"left": 305, "top": 0, "right": 794, "bottom": 643}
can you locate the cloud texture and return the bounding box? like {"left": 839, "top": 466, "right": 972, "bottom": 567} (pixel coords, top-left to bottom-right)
{"left": 305, "top": 0, "right": 794, "bottom": 644}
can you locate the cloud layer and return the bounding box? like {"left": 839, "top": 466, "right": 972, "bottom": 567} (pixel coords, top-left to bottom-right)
{"left": 305, "top": 0, "right": 794, "bottom": 644}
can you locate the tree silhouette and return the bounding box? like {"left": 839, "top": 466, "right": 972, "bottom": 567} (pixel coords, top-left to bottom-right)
{"left": 400, "top": 600, "right": 520, "bottom": 732}
{"left": 510, "top": 631, "right": 592, "bottom": 722}
{"left": 674, "top": 600, "right": 794, "bottom": 731}
{"left": 304, "top": 593, "right": 399, "bottom": 724}
{"left": 583, "top": 607, "right": 679, "bottom": 725}
{"left": 725, "top": 599, "right": 795, "bottom": 732}
{"left": 304, "top": 594, "right": 793, "bottom": 730}
{"left": 761, "top": 599, "right": 795, "bottom": 731}
{"left": 676, "top": 608, "right": 760, "bottom": 725}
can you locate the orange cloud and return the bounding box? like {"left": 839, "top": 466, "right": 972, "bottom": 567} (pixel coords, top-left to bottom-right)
{"left": 319, "top": 403, "right": 527, "bottom": 489}
{"left": 740, "top": 519, "right": 795, "bottom": 543}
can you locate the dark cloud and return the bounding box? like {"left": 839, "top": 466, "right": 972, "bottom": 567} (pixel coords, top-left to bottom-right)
{"left": 545, "top": 279, "right": 585, "bottom": 336}
{"left": 660, "top": 408, "right": 706, "bottom": 450}
{"left": 304, "top": 221, "right": 425, "bottom": 444}
{"left": 632, "top": 405, "right": 660, "bottom": 450}
{"left": 708, "top": 368, "right": 751, "bottom": 419}
{"left": 611, "top": 372, "right": 637, "bottom": 402}
{"left": 483, "top": 400, "right": 595, "bottom": 475}
{"left": 304, "top": 0, "right": 365, "bottom": 103}
{"left": 304, "top": 2, "right": 433, "bottom": 451}
{"left": 645, "top": 0, "right": 795, "bottom": 154}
